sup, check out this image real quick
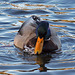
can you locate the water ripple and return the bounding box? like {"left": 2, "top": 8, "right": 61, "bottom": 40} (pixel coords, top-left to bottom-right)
{"left": 0, "top": 0, "right": 75, "bottom": 75}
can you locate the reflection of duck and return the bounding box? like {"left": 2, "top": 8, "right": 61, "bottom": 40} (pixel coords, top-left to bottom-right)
{"left": 35, "top": 55, "right": 51, "bottom": 72}
{"left": 21, "top": 53, "right": 52, "bottom": 72}
{"left": 17, "top": 48, "right": 61, "bottom": 72}
{"left": 14, "top": 15, "right": 61, "bottom": 54}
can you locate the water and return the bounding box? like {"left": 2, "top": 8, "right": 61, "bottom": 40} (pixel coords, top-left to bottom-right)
{"left": 0, "top": 0, "right": 75, "bottom": 75}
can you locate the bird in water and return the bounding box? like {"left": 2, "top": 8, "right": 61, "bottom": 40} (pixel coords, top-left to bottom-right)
{"left": 14, "top": 15, "right": 61, "bottom": 54}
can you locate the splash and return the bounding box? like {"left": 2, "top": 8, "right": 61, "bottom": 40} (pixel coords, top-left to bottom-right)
{"left": 24, "top": 45, "right": 35, "bottom": 54}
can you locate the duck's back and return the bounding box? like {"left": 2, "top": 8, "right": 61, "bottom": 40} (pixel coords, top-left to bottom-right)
{"left": 14, "top": 16, "right": 39, "bottom": 49}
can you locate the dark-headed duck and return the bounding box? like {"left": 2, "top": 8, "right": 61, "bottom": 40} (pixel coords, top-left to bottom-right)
{"left": 14, "top": 15, "right": 61, "bottom": 54}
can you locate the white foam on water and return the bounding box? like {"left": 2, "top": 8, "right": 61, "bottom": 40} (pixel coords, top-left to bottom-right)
{"left": 24, "top": 45, "right": 35, "bottom": 54}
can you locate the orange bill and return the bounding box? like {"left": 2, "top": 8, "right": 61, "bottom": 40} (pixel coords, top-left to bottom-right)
{"left": 34, "top": 37, "right": 44, "bottom": 54}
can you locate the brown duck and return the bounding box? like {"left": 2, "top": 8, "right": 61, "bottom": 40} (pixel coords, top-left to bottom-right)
{"left": 14, "top": 15, "right": 61, "bottom": 54}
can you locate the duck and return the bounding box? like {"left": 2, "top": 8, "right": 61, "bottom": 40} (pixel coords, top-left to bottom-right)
{"left": 14, "top": 15, "right": 61, "bottom": 54}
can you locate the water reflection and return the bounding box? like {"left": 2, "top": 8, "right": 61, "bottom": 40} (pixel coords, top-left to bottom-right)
{"left": 17, "top": 49, "right": 60, "bottom": 72}
{"left": 0, "top": 71, "right": 12, "bottom": 75}
{"left": 19, "top": 53, "right": 52, "bottom": 72}
{"left": 16, "top": 50, "right": 75, "bottom": 73}
{"left": 16, "top": 51, "right": 75, "bottom": 72}
{"left": 35, "top": 54, "right": 51, "bottom": 72}
{"left": 0, "top": 0, "right": 75, "bottom": 74}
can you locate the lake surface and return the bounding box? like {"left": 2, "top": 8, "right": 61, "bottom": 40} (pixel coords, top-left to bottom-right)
{"left": 0, "top": 0, "right": 75, "bottom": 75}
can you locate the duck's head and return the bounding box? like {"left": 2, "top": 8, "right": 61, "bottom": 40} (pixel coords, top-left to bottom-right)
{"left": 34, "top": 21, "right": 51, "bottom": 54}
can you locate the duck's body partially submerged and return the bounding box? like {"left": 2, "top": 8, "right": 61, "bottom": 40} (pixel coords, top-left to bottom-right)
{"left": 14, "top": 15, "right": 61, "bottom": 54}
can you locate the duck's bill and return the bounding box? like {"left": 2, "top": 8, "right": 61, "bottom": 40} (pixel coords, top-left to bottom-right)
{"left": 34, "top": 37, "right": 44, "bottom": 54}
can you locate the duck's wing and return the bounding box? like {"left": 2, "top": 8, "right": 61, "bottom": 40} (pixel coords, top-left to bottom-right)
{"left": 44, "top": 26, "right": 61, "bottom": 51}
{"left": 14, "top": 16, "right": 40, "bottom": 49}
{"left": 50, "top": 26, "right": 61, "bottom": 50}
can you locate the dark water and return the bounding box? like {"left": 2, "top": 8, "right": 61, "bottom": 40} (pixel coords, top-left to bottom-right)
{"left": 0, "top": 0, "right": 75, "bottom": 75}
